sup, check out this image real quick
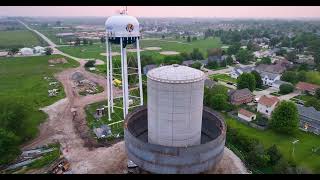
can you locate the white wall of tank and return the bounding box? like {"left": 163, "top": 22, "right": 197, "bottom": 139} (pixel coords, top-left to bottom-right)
{"left": 147, "top": 64, "right": 205, "bottom": 147}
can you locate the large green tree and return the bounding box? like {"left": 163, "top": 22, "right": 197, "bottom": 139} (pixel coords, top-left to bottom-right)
{"left": 237, "top": 73, "right": 256, "bottom": 91}
{"left": 210, "top": 94, "right": 228, "bottom": 111}
{"left": 236, "top": 49, "right": 254, "bottom": 64}
{"left": 251, "top": 70, "right": 263, "bottom": 89}
{"left": 281, "top": 71, "right": 298, "bottom": 84}
{"left": 270, "top": 101, "right": 299, "bottom": 135}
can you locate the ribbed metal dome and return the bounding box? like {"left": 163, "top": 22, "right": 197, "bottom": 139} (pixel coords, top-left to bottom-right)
{"left": 105, "top": 14, "right": 140, "bottom": 38}
{"left": 147, "top": 64, "right": 205, "bottom": 83}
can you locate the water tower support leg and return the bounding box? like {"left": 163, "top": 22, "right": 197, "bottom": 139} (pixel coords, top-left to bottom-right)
{"left": 120, "top": 38, "right": 127, "bottom": 119}
{"left": 109, "top": 43, "right": 114, "bottom": 113}
{"left": 106, "top": 39, "right": 111, "bottom": 121}
{"left": 136, "top": 38, "right": 143, "bottom": 106}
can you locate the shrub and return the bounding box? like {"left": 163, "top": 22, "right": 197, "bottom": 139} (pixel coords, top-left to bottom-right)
{"left": 270, "top": 101, "right": 299, "bottom": 135}
{"left": 210, "top": 94, "right": 228, "bottom": 111}
{"left": 279, "top": 84, "right": 294, "bottom": 94}
{"left": 84, "top": 60, "right": 95, "bottom": 68}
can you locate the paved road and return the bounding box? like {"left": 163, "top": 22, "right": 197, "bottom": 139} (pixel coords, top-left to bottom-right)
{"left": 18, "top": 20, "right": 57, "bottom": 47}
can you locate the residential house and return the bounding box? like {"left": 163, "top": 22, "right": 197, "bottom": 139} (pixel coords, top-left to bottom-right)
{"left": 208, "top": 55, "right": 223, "bottom": 64}
{"left": 143, "top": 64, "right": 157, "bottom": 75}
{"left": 257, "top": 95, "right": 280, "bottom": 117}
{"left": 199, "top": 60, "right": 208, "bottom": 66}
{"left": 182, "top": 60, "right": 194, "bottom": 67}
{"left": 230, "top": 66, "right": 255, "bottom": 79}
{"left": 228, "top": 88, "right": 254, "bottom": 105}
{"left": 259, "top": 71, "right": 281, "bottom": 87}
{"left": 238, "top": 108, "right": 256, "bottom": 122}
{"left": 272, "top": 80, "right": 292, "bottom": 90}
{"left": 297, "top": 105, "right": 320, "bottom": 135}
{"left": 296, "top": 82, "right": 320, "bottom": 95}
{"left": 295, "top": 54, "right": 315, "bottom": 66}
{"left": 204, "top": 79, "right": 216, "bottom": 89}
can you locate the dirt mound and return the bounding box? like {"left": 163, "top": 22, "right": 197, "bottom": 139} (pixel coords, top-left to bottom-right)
{"left": 100, "top": 52, "right": 120, "bottom": 56}
{"left": 49, "top": 58, "right": 68, "bottom": 64}
{"left": 144, "top": 47, "right": 162, "bottom": 51}
{"left": 159, "top": 51, "right": 180, "bottom": 55}
{"left": 126, "top": 49, "right": 144, "bottom": 53}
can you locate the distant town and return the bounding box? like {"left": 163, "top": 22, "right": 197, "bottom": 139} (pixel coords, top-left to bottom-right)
{"left": 1, "top": 12, "right": 320, "bottom": 174}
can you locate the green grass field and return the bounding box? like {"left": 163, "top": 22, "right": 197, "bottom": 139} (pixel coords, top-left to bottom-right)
{"left": 226, "top": 116, "right": 320, "bottom": 173}
{"left": 305, "top": 71, "right": 320, "bottom": 85}
{"left": 57, "top": 37, "right": 222, "bottom": 61}
{"left": 0, "top": 55, "right": 80, "bottom": 141}
{"left": 0, "top": 30, "right": 47, "bottom": 49}
{"left": 209, "top": 73, "right": 237, "bottom": 83}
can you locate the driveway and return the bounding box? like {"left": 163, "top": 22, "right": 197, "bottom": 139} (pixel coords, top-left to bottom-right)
{"left": 278, "top": 91, "right": 300, "bottom": 101}
{"left": 253, "top": 87, "right": 278, "bottom": 99}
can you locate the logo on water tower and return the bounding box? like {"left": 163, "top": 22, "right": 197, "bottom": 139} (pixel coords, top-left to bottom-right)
{"left": 126, "top": 23, "right": 134, "bottom": 32}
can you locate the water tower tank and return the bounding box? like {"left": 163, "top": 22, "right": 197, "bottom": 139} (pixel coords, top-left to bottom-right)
{"left": 147, "top": 64, "right": 205, "bottom": 147}
{"left": 105, "top": 14, "right": 140, "bottom": 45}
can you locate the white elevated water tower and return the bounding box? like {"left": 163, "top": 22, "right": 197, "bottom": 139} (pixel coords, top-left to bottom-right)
{"left": 105, "top": 10, "right": 143, "bottom": 120}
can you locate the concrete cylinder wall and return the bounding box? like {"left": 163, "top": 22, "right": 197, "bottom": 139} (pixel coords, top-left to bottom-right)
{"left": 147, "top": 65, "right": 205, "bottom": 147}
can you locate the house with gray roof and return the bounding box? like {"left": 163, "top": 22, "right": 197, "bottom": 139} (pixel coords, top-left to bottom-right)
{"left": 272, "top": 80, "right": 292, "bottom": 89}
{"left": 259, "top": 71, "right": 281, "bottom": 87}
{"left": 143, "top": 64, "right": 157, "bottom": 75}
{"left": 182, "top": 60, "right": 195, "bottom": 67}
{"left": 297, "top": 105, "right": 320, "bottom": 135}
{"left": 204, "top": 79, "right": 216, "bottom": 89}
{"left": 230, "top": 66, "right": 255, "bottom": 79}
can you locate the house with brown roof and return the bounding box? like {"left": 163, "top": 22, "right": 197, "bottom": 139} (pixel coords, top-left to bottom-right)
{"left": 238, "top": 108, "right": 256, "bottom": 122}
{"left": 296, "top": 82, "right": 320, "bottom": 96}
{"left": 228, "top": 88, "right": 254, "bottom": 105}
{"left": 257, "top": 95, "right": 280, "bottom": 117}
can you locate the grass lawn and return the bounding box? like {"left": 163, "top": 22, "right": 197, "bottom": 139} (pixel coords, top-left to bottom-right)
{"left": 226, "top": 116, "right": 320, "bottom": 173}
{"left": 293, "top": 94, "right": 315, "bottom": 102}
{"left": 305, "top": 71, "right": 320, "bottom": 86}
{"left": 0, "top": 30, "right": 47, "bottom": 49}
{"left": 209, "top": 73, "right": 237, "bottom": 83}
{"left": 0, "top": 55, "right": 80, "bottom": 141}
{"left": 140, "top": 37, "right": 222, "bottom": 57}
{"left": 85, "top": 100, "right": 125, "bottom": 140}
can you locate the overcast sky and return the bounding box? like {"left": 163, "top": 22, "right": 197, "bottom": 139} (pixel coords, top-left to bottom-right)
{"left": 1, "top": 6, "right": 320, "bottom": 18}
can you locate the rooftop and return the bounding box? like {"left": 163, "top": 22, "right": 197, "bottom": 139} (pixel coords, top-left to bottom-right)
{"left": 296, "top": 82, "right": 320, "bottom": 92}
{"left": 258, "top": 95, "right": 279, "bottom": 107}
{"left": 147, "top": 64, "right": 205, "bottom": 83}
{"left": 297, "top": 105, "right": 320, "bottom": 122}
{"left": 238, "top": 108, "right": 256, "bottom": 118}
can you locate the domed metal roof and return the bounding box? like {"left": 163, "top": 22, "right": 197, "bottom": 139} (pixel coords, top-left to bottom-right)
{"left": 105, "top": 14, "right": 140, "bottom": 37}
{"left": 147, "top": 64, "right": 205, "bottom": 83}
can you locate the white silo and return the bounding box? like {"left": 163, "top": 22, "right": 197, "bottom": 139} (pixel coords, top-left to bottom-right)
{"left": 147, "top": 64, "right": 205, "bottom": 147}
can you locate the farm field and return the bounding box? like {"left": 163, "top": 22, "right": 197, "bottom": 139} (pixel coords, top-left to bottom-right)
{"left": 226, "top": 116, "right": 320, "bottom": 173}
{"left": 209, "top": 73, "right": 237, "bottom": 83}
{"left": 0, "top": 30, "right": 47, "bottom": 49}
{"left": 0, "top": 55, "right": 80, "bottom": 142}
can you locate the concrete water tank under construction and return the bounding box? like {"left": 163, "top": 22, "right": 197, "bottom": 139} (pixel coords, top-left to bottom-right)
{"left": 147, "top": 64, "right": 204, "bottom": 147}
{"left": 124, "top": 64, "right": 226, "bottom": 174}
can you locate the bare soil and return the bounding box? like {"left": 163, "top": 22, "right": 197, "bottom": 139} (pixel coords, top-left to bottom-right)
{"left": 48, "top": 58, "right": 68, "bottom": 64}
{"left": 143, "top": 47, "right": 162, "bottom": 51}
{"left": 159, "top": 51, "right": 180, "bottom": 55}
